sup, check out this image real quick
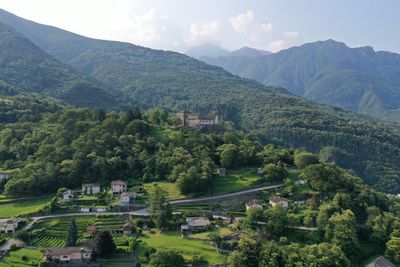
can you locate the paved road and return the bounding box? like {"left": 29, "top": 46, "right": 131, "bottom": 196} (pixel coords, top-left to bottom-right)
{"left": 168, "top": 183, "right": 284, "bottom": 205}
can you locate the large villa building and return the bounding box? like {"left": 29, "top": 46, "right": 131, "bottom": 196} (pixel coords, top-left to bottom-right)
{"left": 176, "top": 110, "right": 219, "bottom": 129}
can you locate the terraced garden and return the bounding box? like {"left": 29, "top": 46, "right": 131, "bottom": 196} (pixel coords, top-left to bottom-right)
{"left": 30, "top": 215, "right": 128, "bottom": 247}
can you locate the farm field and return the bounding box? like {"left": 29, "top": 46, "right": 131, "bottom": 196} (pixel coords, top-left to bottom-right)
{"left": 211, "top": 167, "right": 262, "bottom": 195}
{"left": 0, "top": 248, "right": 42, "bottom": 267}
{"left": 30, "top": 215, "right": 128, "bottom": 247}
{"left": 140, "top": 230, "right": 226, "bottom": 264}
{"left": 0, "top": 198, "right": 51, "bottom": 218}
{"left": 144, "top": 182, "right": 186, "bottom": 201}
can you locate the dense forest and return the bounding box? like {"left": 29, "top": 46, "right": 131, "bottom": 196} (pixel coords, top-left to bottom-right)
{"left": 0, "top": 94, "right": 265, "bottom": 196}
{"left": 0, "top": 9, "right": 400, "bottom": 194}
{"left": 1, "top": 94, "right": 399, "bottom": 266}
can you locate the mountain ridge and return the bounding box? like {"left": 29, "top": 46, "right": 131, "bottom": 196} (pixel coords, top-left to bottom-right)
{"left": 200, "top": 39, "right": 400, "bottom": 121}
{"left": 0, "top": 21, "right": 121, "bottom": 109}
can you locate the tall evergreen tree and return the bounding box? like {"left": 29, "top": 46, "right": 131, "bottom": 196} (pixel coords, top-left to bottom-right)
{"left": 95, "top": 231, "right": 116, "bottom": 258}
{"left": 65, "top": 218, "right": 78, "bottom": 246}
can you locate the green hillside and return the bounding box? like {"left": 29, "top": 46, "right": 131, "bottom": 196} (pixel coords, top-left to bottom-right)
{"left": 0, "top": 10, "right": 400, "bottom": 193}
{"left": 0, "top": 21, "right": 121, "bottom": 109}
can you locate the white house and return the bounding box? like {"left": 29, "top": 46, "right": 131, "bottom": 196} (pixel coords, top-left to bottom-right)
{"left": 123, "top": 222, "right": 134, "bottom": 235}
{"left": 269, "top": 196, "right": 289, "bottom": 209}
{"left": 0, "top": 218, "right": 20, "bottom": 234}
{"left": 82, "top": 183, "right": 100, "bottom": 195}
{"left": 294, "top": 180, "right": 307, "bottom": 186}
{"left": 44, "top": 247, "right": 93, "bottom": 264}
{"left": 62, "top": 190, "right": 74, "bottom": 201}
{"left": 213, "top": 168, "right": 226, "bottom": 176}
{"left": 111, "top": 180, "right": 128, "bottom": 193}
{"left": 245, "top": 199, "right": 263, "bottom": 211}
{"left": 120, "top": 192, "right": 137, "bottom": 204}
{"left": 94, "top": 207, "right": 107, "bottom": 212}
{"left": 80, "top": 207, "right": 91, "bottom": 213}
{"left": 184, "top": 217, "right": 210, "bottom": 232}
{"left": 0, "top": 172, "right": 11, "bottom": 181}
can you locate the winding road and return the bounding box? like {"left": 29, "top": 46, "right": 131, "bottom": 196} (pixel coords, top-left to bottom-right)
{"left": 168, "top": 183, "right": 284, "bottom": 205}
{"left": 0, "top": 183, "right": 284, "bottom": 252}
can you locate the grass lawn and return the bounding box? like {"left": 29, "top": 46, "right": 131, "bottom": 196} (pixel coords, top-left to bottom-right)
{"left": 0, "top": 198, "right": 50, "bottom": 218}
{"left": 0, "top": 248, "right": 42, "bottom": 267}
{"left": 144, "top": 182, "right": 185, "bottom": 201}
{"left": 189, "top": 226, "right": 234, "bottom": 239}
{"left": 141, "top": 230, "right": 226, "bottom": 264}
{"left": 211, "top": 167, "right": 262, "bottom": 195}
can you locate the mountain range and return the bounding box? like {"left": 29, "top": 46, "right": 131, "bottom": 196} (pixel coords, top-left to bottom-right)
{"left": 0, "top": 8, "right": 400, "bottom": 193}
{"left": 186, "top": 44, "right": 271, "bottom": 60}
{"left": 198, "top": 40, "right": 400, "bottom": 121}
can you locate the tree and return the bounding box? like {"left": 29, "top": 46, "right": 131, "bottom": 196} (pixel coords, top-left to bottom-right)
{"left": 235, "top": 235, "right": 259, "bottom": 267}
{"left": 156, "top": 202, "right": 172, "bottom": 230}
{"left": 149, "top": 250, "right": 185, "bottom": 267}
{"left": 95, "top": 231, "right": 116, "bottom": 258}
{"left": 263, "top": 162, "right": 288, "bottom": 183}
{"left": 217, "top": 144, "right": 239, "bottom": 168}
{"left": 325, "top": 210, "right": 359, "bottom": 256}
{"left": 386, "top": 236, "right": 400, "bottom": 263}
{"left": 65, "top": 218, "right": 78, "bottom": 246}
{"left": 294, "top": 151, "right": 319, "bottom": 169}
{"left": 264, "top": 206, "right": 288, "bottom": 237}
{"left": 148, "top": 186, "right": 166, "bottom": 215}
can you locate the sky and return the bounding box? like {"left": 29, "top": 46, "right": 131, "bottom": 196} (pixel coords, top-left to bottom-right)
{"left": 0, "top": 0, "right": 399, "bottom": 53}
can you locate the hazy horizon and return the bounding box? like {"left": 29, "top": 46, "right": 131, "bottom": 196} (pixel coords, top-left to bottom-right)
{"left": 0, "top": 0, "right": 399, "bottom": 53}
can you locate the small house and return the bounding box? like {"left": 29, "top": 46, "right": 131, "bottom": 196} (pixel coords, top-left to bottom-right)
{"left": 94, "top": 207, "right": 107, "bottom": 212}
{"left": 245, "top": 199, "right": 263, "bottom": 211}
{"left": 80, "top": 206, "right": 91, "bottom": 213}
{"left": 111, "top": 180, "right": 128, "bottom": 193}
{"left": 86, "top": 226, "right": 97, "bottom": 235}
{"left": 82, "top": 183, "right": 100, "bottom": 195}
{"left": 213, "top": 167, "right": 226, "bottom": 176}
{"left": 120, "top": 192, "right": 137, "bottom": 204}
{"left": 294, "top": 180, "right": 307, "bottom": 186}
{"left": 123, "top": 222, "right": 134, "bottom": 235}
{"left": 365, "top": 256, "right": 396, "bottom": 267}
{"left": 44, "top": 247, "right": 93, "bottom": 264}
{"left": 257, "top": 167, "right": 264, "bottom": 176}
{"left": 269, "top": 196, "right": 289, "bottom": 209}
{"left": 0, "top": 172, "right": 11, "bottom": 181}
{"left": 185, "top": 217, "right": 210, "bottom": 232}
{"left": 0, "top": 218, "right": 20, "bottom": 234}
{"left": 62, "top": 190, "right": 74, "bottom": 202}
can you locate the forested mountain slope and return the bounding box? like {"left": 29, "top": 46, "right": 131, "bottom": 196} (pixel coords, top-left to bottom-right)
{"left": 201, "top": 40, "right": 400, "bottom": 121}
{"left": 0, "top": 9, "right": 400, "bottom": 193}
{"left": 0, "top": 21, "right": 120, "bottom": 109}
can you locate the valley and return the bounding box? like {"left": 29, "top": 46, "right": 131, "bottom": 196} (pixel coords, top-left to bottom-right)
{"left": 0, "top": 5, "right": 398, "bottom": 267}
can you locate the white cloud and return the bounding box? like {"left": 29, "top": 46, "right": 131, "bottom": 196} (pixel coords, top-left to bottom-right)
{"left": 230, "top": 10, "right": 255, "bottom": 33}
{"left": 189, "top": 20, "right": 221, "bottom": 44}
{"left": 261, "top": 23, "right": 273, "bottom": 33}
{"left": 109, "top": 8, "right": 185, "bottom": 51}
{"left": 268, "top": 31, "right": 303, "bottom": 52}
